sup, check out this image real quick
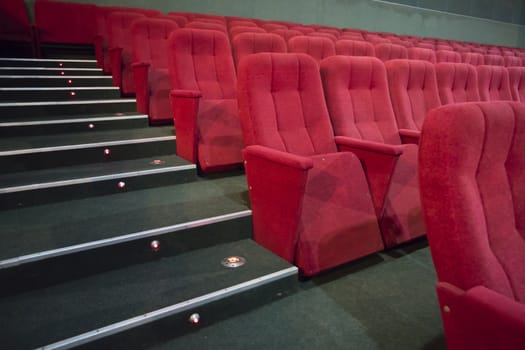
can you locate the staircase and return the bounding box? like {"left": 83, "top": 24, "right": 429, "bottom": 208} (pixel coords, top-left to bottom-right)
{"left": 0, "top": 56, "right": 298, "bottom": 349}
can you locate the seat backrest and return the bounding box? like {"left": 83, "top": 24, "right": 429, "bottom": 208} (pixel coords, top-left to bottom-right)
{"left": 0, "top": 0, "right": 32, "bottom": 41}
{"left": 435, "top": 62, "right": 480, "bottom": 105}
{"left": 186, "top": 21, "right": 227, "bottom": 34}
{"left": 261, "top": 23, "right": 287, "bottom": 32}
{"left": 168, "top": 28, "right": 236, "bottom": 100}
{"left": 166, "top": 14, "right": 188, "bottom": 27}
{"left": 232, "top": 33, "right": 287, "bottom": 67}
{"left": 96, "top": 6, "right": 160, "bottom": 39}
{"left": 419, "top": 101, "right": 525, "bottom": 302}
{"left": 504, "top": 55, "right": 522, "bottom": 67}
{"left": 476, "top": 65, "right": 512, "bottom": 101}
{"left": 461, "top": 52, "right": 485, "bottom": 66}
{"left": 436, "top": 44, "right": 454, "bottom": 51}
{"left": 385, "top": 59, "right": 441, "bottom": 131}
{"left": 307, "top": 32, "right": 337, "bottom": 42}
{"left": 415, "top": 42, "right": 435, "bottom": 50}
{"left": 228, "top": 20, "right": 258, "bottom": 28}
{"left": 320, "top": 56, "right": 401, "bottom": 145}
{"left": 229, "top": 26, "right": 266, "bottom": 39}
{"left": 436, "top": 50, "right": 462, "bottom": 63}
{"left": 335, "top": 40, "right": 375, "bottom": 57}
{"left": 287, "top": 36, "right": 335, "bottom": 64}
{"left": 109, "top": 12, "right": 146, "bottom": 50}
{"left": 35, "top": 0, "right": 97, "bottom": 44}
{"left": 408, "top": 47, "right": 436, "bottom": 63}
{"left": 339, "top": 31, "right": 364, "bottom": 41}
{"left": 237, "top": 53, "right": 337, "bottom": 156}
{"left": 290, "top": 25, "right": 315, "bottom": 34}
{"left": 508, "top": 67, "right": 525, "bottom": 102}
{"left": 374, "top": 43, "right": 408, "bottom": 62}
{"left": 484, "top": 54, "right": 505, "bottom": 66}
{"left": 271, "top": 29, "right": 302, "bottom": 42}
{"left": 132, "top": 18, "right": 179, "bottom": 68}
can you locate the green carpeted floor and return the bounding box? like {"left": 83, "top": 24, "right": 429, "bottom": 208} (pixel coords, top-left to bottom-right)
{"left": 147, "top": 239, "right": 446, "bottom": 350}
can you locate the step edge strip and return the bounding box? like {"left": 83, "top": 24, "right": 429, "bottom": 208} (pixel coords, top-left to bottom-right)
{"left": 0, "top": 164, "right": 196, "bottom": 194}
{"left": 0, "top": 67, "right": 102, "bottom": 71}
{"left": 0, "top": 58, "right": 97, "bottom": 63}
{"left": 0, "top": 99, "right": 135, "bottom": 107}
{"left": 39, "top": 265, "right": 297, "bottom": 350}
{"left": 0, "top": 114, "right": 148, "bottom": 127}
{"left": 0, "top": 209, "right": 252, "bottom": 269}
{"left": 0, "top": 75, "right": 111, "bottom": 79}
{"left": 0, "top": 87, "right": 120, "bottom": 91}
{"left": 0, "top": 135, "right": 176, "bottom": 156}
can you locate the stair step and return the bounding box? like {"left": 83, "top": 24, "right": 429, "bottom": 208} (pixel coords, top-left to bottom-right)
{"left": 0, "top": 87, "right": 121, "bottom": 102}
{"left": 0, "top": 174, "right": 250, "bottom": 265}
{"left": 0, "top": 99, "right": 137, "bottom": 118}
{"left": 0, "top": 57, "right": 98, "bottom": 68}
{"left": 0, "top": 75, "right": 113, "bottom": 87}
{"left": 0, "top": 126, "right": 176, "bottom": 172}
{"left": 0, "top": 239, "right": 295, "bottom": 350}
{"left": 0, "top": 67, "right": 103, "bottom": 76}
{"left": 0, "top": 113, "right": 150, "bottom": 137}
{"left": 0, "top": 154, "right": 196, "bottom": 208}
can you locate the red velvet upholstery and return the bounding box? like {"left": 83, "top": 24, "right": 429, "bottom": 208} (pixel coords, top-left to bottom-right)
{"left": 374, "top": 43, "right": 408, "bottom": 62}
{"left": 0, "top": 0, "right": 33, "bottom": 44}
{"left": 336, "top": 40, "right": 375, "bottom": 57}
{"left": 238, "top": 52, "right": 383, "bottom": 275}
{"left": 95, "top": 6, "right": 160, "bottom": 72}
{"left": 419, "top": 101, "right": 525, "bottom": 350}
{"left": 108, "top": 11, "right": 146, "bottom": 95}
{"left": 321, "top": 56, "right": 424, "bottom": 247}
{"left": 287, "top": 36, "right": 335, "bottom": 64}
{"left": 166, "top": 14, "right": 188, "bottom": 28}
{"left": 168, "top": 28, "right": 243, "bottom": 172}
{"left": 339, "top": 32, "right": 365, "bottom": 41}
{"left": 504, "top": 55, "right": 522, "bottom": 67}
{"left": 229, "top": 26, "right": 266, "bottom": 39}
{"left": 289, "top": 25, "right": 315, "bottom": 34}
{"left": 484, "top": 54, "right": 505, "bottom": 66}
{"left": 317, "top": 28, "right": 340, "bottom": 37}
{"left": 477, "top": 65, "right": 512, "bottom": 101}
{"left": 436, "top": 44, "right": 454, "bottom": 51}
{"left": 435, "top": 63, "right": 480, "bottom": 105}
{"left": 270, "top": 29, "right": 302, "bottom": 42}
{"left": 232, "top": 33, "right": 286, "bottom": 67}
{"left": 508, "top": 67, "right": 525, "bottom": 102}
{"left": 307, "top": 32, "right": 337, "bottom": 42}
{"left": 35, "top": 0, "right": 97, "bottom": 45}
{"left": 186, "top": 21, "right": 227, "bottom": 34}
{"left": 228, "top": 20, "right": 258, "bottom": 28}
{"left": 415, "top": 42, "right": 435, "bottom": 50}
{"left": 461, "top": 52, "right": 484, "bottom": 66}
{"left": 131, "top": 18, "right": 179, "bottom": 125}
{"left": 487, "top": 47, "right": 502, "bottom": 55}
{"left": 436, "top": 50, "right": 462, "bottom": 63}
{"left": 261, "top": 23, "right": 287, "bottom": 31}
{"left": 365, "top": 34, "right": 390, "bottom": 44}
{"left": 385, "top": 59, "right": 441, "bottom": 132}
{"left": 408, "top": 47, "right": 436, "bottom": 63}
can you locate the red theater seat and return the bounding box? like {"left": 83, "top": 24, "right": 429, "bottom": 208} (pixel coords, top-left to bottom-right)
{"left": 261, "top": 23, "right": 287, "bottom": 32}
{"left": 321, "top": 55, "right": 425, "bottom": 247}
{"left": 287, "top": 36, "right": 335, "bottom": 64}
{"left": 415, "top": 42, "right": 435, "bottom": 50}
{"left": 0, "top": 0, "right": 34, "bottom": 56}
{"left": 435, "top": 63, "right": 480, "bottom": 105}
{"left": 35, "top": 0, "right": 97, "bottom": 45}
{"left": 95, "top": 6, "right": 161, "bottom": 73}
{"left": 237, "top": 52, "right": 383, "bottom": 276}
{"left": 289, "top": 26, "right": 315, "bottom": 34}
{"left": 477, "top": 65, "right": 512, "bottom": 101}
{"left": 504, "top": 55, "right": 522, "bottom": 67}
{"left": 336, "top": 40, "right": 375, "bottom": 57}
{"left": 419, "top": 101, "right": 525, "bottom": 350}
{"left": 186, "top": 21, "right": 227, "bottom": 34}
{"left": 306, "top": 32, "right": 338, "bottom": 42}
{"left": 436, "top": 50, "right": 462, "bottom": 63}
{"left": 108, "top": 11, "right": 146, "bottom": 94}
{"left": 484, "top": 54, "right": 505, "bottom": 66}
{"left": 228, "top": 20, "right": 258, "bottom": 28}
{"left": 508, "top": 67, "right": 525, "bottom": 102}
{"left": 385, "top": 59, "right": 441, "bottom": 138}
{"left": 131, "top": 18, "right": 179, "bottom": 125}
{"left": 229, "top": 26, "right": 266, "bottom": 39}
{"left": 270, "top": 29, "right": 303, "bottom": 42}
{"left": 166, "top": 14, "right": 188, "bottom": 27}
{"left": 374, "top": 43, "right": 408, "bottom": 62}
{"left": 232, "top": 33, "right": 286, "bottom": 67}
{"left": 461, "top": 52, "right": 484, "bottom": 66}
{"left": 168, "top": 28, "right": 243, "bottom": 172}
{"left": 408, "top": 47, "right": 436, "bottom": 63}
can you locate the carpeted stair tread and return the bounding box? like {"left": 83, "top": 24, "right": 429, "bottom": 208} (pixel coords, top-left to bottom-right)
{"left": 0, "top": 126, "right": 174, "bottom": 153}
{"left": 0, "top": 112, "right": 147, "bottom": 125}
{"left": 0, "top": 174, "right": 249, "bottom": 261}
{"left": 0, "top": 154, "right": 192, "bottom": 191}
{"left": 0, "top": 239, "right": 294, "bottom": 350}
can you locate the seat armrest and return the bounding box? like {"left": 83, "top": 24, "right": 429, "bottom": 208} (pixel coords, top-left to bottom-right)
{"left": 169, "top": 89, "right": 203, "bottom": 163}
{"left": 335, "top": 136, "right": 402, "bottom": 217}
{"left": 243, "top": 145, "right": 313, "bottom": 262}
{"left": 399, "top": 129, "right": 421, "bottom": 145}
